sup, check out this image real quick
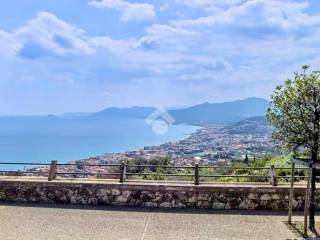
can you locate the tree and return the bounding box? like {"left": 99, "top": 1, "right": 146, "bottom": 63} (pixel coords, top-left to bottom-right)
{"left": 267, "top": 65, "right": 320, "bottom": 230}
{"left": 244, "top": 151, "right": 249, "bottom": 164}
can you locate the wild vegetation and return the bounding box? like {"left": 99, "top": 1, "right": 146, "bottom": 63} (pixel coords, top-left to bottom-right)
{"left": 124, "top": 155, "right": 307, "bottom": 183}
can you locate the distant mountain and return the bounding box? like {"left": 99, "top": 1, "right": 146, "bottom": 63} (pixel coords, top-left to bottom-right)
{"left": 0, "top": 98, "right": 269, "bottom": 128}
{"left": 87, "top": 97, "right": 269, "bottom": 124}
{"left": 225, "top": 116, "right": 270, "bottom": 134}
{"left": 91, "top": 106, "right": 155, "bottom": 119}
{"left": 169, "top": 97, "right": 269, "bottom": 125}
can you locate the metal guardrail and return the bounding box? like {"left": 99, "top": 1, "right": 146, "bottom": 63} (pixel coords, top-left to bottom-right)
{"left": 0, "top": 161, "right": 311, "bottom": 185}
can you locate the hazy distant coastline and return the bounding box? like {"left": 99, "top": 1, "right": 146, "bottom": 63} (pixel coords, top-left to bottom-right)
{"left": 0, "top": 97, "right": 269, "bottom": 167}
{"left": 0, "top": 118, "right": 199, "bottom": 167}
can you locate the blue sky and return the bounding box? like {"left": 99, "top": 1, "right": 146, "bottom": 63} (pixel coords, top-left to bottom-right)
{"left": 1, "top": 0, "right": 320, "bottom": 115}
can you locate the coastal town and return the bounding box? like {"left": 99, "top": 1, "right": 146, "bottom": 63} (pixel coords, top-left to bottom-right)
{"left": 49, "top": 120, "right": 278, "bottom": 176}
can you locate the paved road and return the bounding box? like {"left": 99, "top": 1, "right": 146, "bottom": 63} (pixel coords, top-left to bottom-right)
{"left": 0, "top": 203, "right": 300, "bottom": 240}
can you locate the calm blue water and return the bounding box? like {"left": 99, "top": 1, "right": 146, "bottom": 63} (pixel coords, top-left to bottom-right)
{"left": 0, "top": 116, "right": 198, "bottom": 169}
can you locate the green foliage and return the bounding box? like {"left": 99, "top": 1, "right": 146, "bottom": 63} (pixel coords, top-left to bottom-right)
{"left": 202, "top": 155, "right": 295, "bottom": 183}
{"left": 244, "top": 152, "right": 249, "bottom": 164}
{"left": 267, "top": 66, "right": 320, "bottom": 159}
{"left": 142, "top": 167, "right": 166, "bottom": 180}
{"left": 125, "top": 155, "right": 306, "bottom": 183}
{"left": 250, "top": 155, "right": 290, "bottom": 168}
{"left": 127, "top": 157, "right": 179, "bottom": 181}
{"left": 127, "top": 157, "right": 171, "bottom": 174}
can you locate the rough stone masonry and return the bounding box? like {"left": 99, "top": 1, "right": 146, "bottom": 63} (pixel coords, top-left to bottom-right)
{"left": 0, "top": 178, "right": 319, "bottom": 210}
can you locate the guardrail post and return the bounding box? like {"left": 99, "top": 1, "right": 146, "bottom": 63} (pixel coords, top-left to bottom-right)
{"left": 270, "top": 165, "right": 277, "bottom": 186}
{"left": 48, "top": 160, "right": 57, "bottom": 181}
{"left": 194, "top": 163, "right": 199, "bottom": 185}
{"left": 119, "top": 162, "right": 126, "bottom": 183}
{"left": 97, "top": 170, "right": 101, "bottom": 179}
{"left": 288, "top": 162, "right": 295, "bottom": 224}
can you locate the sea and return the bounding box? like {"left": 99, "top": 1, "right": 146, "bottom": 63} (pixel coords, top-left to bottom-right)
{"left": 0, "top": 116, "right": 199, "bottom": 170}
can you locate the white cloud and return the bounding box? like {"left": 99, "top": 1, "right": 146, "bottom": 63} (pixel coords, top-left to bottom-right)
{"left": 128, "top": 0, "right": 320, "bottom": 96}
{"left": 0, "top": 30, "right": 21, "bottom": 56}
{"left": 174, "top": 0, "right": 320, "bottom": 31}
{"left": 0, "top": 11, "right": 132, "bottom": 59}
{"left": 89, "top": 0, "right": 155, "bottom": 22}
{"left": 175, "top": 0, "right": 243, "bottom": 11}
{"left": 14, "top": 11, "right": 94, "bottom": 57}
{"left": 89, "top": 36, "right": 133, "bottom": 55}
{"left": 140, "top": 24, "right": 196, "bottom": 49}
{"left": 2, "top": 2, "right": 320, "bottom": 109}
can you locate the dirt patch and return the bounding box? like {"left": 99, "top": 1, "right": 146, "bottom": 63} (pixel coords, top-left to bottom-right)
{"left": 285, "top": 221, "right": 320, "bottom": 239}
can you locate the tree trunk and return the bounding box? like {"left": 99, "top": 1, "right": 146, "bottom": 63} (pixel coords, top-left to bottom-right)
{"left": 310, "top": 95, "right": 320, "bottom": 230}
{"left": 309, "top": 167, "right": 316, "bottom": 230}
{"left": 309, "top": 150, "right": 317, "bottom": 231}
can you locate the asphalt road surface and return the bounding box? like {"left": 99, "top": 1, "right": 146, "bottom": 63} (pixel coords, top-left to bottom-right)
{"left": 0, "top": 203, "right": 300, "bottom": 240}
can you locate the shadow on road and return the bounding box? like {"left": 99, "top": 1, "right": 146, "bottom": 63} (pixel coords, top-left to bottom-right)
{"left": 0, "top": 202, "right": 306, "bottom": 216}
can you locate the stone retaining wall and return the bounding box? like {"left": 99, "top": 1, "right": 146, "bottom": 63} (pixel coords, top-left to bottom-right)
{"left": 0, "top": 179, "right": 318, "bottom": 210}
